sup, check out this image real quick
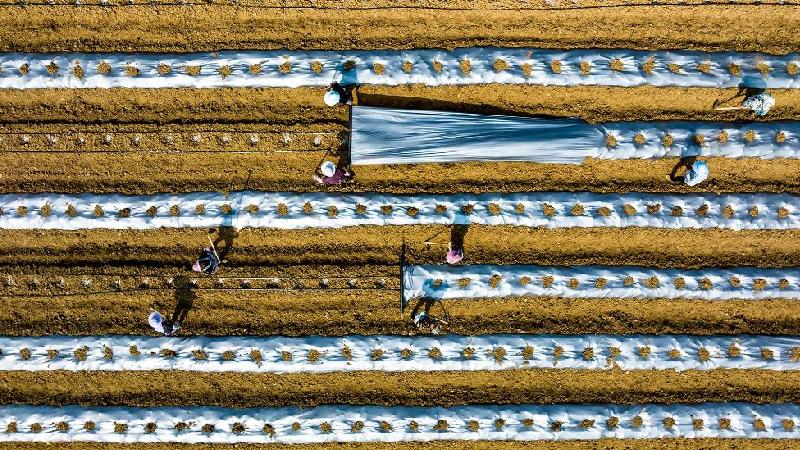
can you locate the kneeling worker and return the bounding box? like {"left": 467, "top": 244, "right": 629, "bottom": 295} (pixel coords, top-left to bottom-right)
{"left": 684, "top": 159, "right": 709, "bottom": 187}
{"left": 192, "top": 246, "right": 220, "bottom": 275}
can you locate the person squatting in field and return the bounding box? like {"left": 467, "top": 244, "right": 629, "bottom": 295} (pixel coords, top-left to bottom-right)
{"left": 313, "top": 160, "right": 354, "bottom": 186}
{"left": 670, "top": 155, "right": 709, "bottom": 187}
{"left": 713, "top": 76, "right": 775, "bottom": 117}
{"left": 148, "top": 310, "right": 181, "bottom": 336}
{"left": 191, "top": 226, "right": 236, "bottom": 275}
{"left": 410, "top": 297, "right": 448, "bottom": 335}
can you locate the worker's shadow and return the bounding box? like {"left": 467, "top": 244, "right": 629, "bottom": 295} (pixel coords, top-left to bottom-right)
{"left": 409, "top": 296, "right": 436, "bottom": 320}
{"left": 450, "top": 223, "right": 469, "bottom": 252}
{"left": 209, "top": 225, "right": 237, "bottom": 261}
{"left": 171, "top": 275, "right": 196, "bottom": 324}
{"left": 669, "top": 156, "right": 697, "bottom": 184}
{"left": 357, "top": 92, "right": 561, "bottom": 119}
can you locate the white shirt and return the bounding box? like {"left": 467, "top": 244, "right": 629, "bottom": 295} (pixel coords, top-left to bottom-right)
{"left": 685, "top": 161, "right": 709, "bottom": 187}
{"left": 148, "top": 311, "right": 165, "bottom": 334}
{"left": 743, "top": 93, "right": 775, "bottom": 117}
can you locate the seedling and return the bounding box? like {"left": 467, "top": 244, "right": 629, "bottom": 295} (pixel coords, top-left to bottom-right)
{"left": 641, "top": 57, "right": 656, "bottom": 74}
{"left": 97, "top": 61, "right": 112, "bottom": 75}
{"left": 459, "top": 59, "right": 471, "bottom": 75}
{"left": 493, "top": 59, "right": 509, "bottom": 72}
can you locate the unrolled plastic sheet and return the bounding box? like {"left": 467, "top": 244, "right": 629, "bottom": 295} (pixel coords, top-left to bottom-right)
{"left": 350, "top": 106, "right": 602, "bottom": 164}
{"left": 351, "top": 107, "right": 800, "bottom": 164}
{"left": 402, "top": 264, "right": 800, "bottom": 303}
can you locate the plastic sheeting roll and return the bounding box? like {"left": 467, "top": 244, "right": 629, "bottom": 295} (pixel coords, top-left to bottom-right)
{"left": 350, "top": 106, "right": 603, "bottom": 165}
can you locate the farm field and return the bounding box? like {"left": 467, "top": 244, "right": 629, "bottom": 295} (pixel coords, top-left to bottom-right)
{"left": 1, "top": 0, "right": 799, "bottom": 449}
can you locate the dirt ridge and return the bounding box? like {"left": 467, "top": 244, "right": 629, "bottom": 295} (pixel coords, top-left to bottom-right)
{"left": 1, "top": 6, "right": 799, "bottom": 53}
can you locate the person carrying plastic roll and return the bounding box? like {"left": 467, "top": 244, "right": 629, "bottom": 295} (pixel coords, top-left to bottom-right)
{"left": 324, "top": 82, "right": 353, "bottom": 107}
{"left": 148, "top": 310, "right": 180, "bottom": 336}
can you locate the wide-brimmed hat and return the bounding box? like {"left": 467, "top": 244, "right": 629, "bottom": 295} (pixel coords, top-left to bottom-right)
{"left": 320, "top": 161, "right": 337, "bottom": 177}
{"left": 324, "top": 90, "right": 340, "bottom": 107}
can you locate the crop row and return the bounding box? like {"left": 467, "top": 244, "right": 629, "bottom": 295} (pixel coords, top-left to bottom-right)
{"left": 0, "top": 274, "right": 387, "bottom": 294}
{"left": 2, "top": 403, "right": 800, "bottom": 442}
{"left": 4, "top": 57, "right": 798, "bottom": 79}
{"left": 429, "top": 274, "right": 797, "bottom": 292}
{"left": 0, "top": 131, "right": 336, "bottom": 150}
{"left": 0, "top": 200, "right": 796, "bottom": 221}
{"left": 5, "top": 334, "right": 800, "bottom": 372}
{"left": 2, "top": 415, "right": 799, "bottom": 435}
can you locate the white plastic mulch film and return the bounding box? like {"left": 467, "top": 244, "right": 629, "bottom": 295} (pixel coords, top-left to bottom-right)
{"left": 1, "top": 403, "right": 800, "bottom": 443}
{"left": 4, "top": 334, "right": 800, "bottom": 373}
{"left": 2, "top": 191, "right": 800, "bottom": 230}
{"left": 350, "top": 107, "right": 800, "bottom": 165}
{"left": 350, "top": 106, "right": 601, "bottom": 164}
{"left": 403, "top": 264, "right": 800, "bottom": 303}
{"left": 1, "top": 48, "right": 798, "bottom": 89}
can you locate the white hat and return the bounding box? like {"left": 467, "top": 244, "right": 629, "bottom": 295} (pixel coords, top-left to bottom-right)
{"left": 323, "top": 90, "right": 340, "bottom": 107}
{"left": 191, "top": 260, "right": 202, "bottom": 272}
{"left": 320, "top": 161, "right": 336, "bottom": 177}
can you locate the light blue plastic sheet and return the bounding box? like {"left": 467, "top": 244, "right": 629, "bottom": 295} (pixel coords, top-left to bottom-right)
{"left": 350, "top": 106, "right": 603, "bottom": 165}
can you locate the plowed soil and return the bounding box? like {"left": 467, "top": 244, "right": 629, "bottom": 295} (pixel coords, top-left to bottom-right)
{"left": 6, "top": 291, "right": 800, "bottom": 336}
{"left": 1, "top": 227, "right": 798, "bottom": 269}
{"left": 3, "top": 369, "right": 800, "bottom": 407}
{"left": 4, "top": 86, "right": 800, "bottom": 193}
{"left": 8, "top": 152, "right": 800, "bottom": 194}
{"left": 0, "top": 6, "right": 798, "bottom": 53}
{"left": 0, "top": 0, "right": 793, "bottom": 7}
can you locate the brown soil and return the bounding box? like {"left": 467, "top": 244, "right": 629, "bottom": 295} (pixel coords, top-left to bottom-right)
{"left": 3, "top": 369, "right": 800, "bottom": 407}
{"left": 0, "top": 124, "right": 341, "bottom": 153}
{"left": 6, "top": 86, "right": 799, "bottom": 127}
{"left": 5, "top": 86, "right": 800, "bottom": 193}
{"left": 0, "top": 227, "right": 798, "bottom": 270}
{"left": 6, "top": 289, "right": 800, "bottom": 336}
{"left": 0, "top": 88, "right": 344, "bottom": 126}
{"left": 0, "top": 6, "right": 798, "bottom": 53}
{"left": 0, "top": 0, "right": 792, "bottom": 6}
{"left": 7, "top": 153, "right": 800, "bottom": 194}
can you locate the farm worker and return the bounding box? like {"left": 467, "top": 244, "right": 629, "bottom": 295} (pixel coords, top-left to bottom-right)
{"left": 684, "top": 160, "right": 709, "bottom": 187}
{"left": 324, "top": 82, "right": 352, "bottom": 107}
{"left": 413, "top": 310, "right": 443, "bottom": 335}
{"left": 313, "top": 160, "right": 353, "bottom": 186}
{"left": 192, "top": 247, "right": 220, "bottom": 275}
{"left": 713, "top": 76, "right": 774, "bottom": 116}
{"left": 741, "top": 91, "right": 775, "bottom": 117}
{"left": 446, "top": 215, "right": 470, "bottom": 265}
{"left": 446, "top": 244, "right": 463, "bottom": 265}
{"left": 148, "top": 310, "right": 180, "bottom": 336}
